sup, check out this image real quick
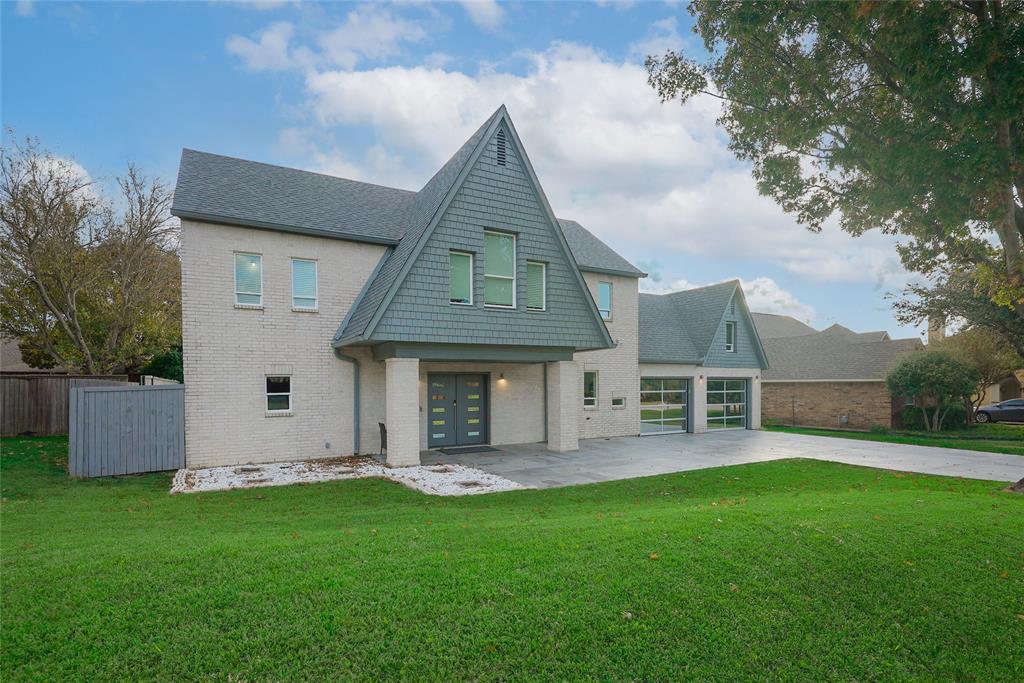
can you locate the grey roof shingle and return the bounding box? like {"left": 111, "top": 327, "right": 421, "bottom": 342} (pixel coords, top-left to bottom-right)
{"left": 761, "top": 330, "right": 922, "bottom": 381}
{"left": 639, "top": 280, "right": 740, "bottom": 363}
{"left": 172, "top": 149, "right": 414, "bottom": 244}
{"left": 751, "top": 313, "right": 817, "bottom": 339}
{"left": 558, "top": 219, "right": 645, "bottom": 278}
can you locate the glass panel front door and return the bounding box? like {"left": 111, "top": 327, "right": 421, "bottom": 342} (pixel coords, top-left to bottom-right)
{"left": 427, "top": 374, "right": 488, "bottom": 448}
{"left": 707, "top": 379, "right": 747, "bottom": 429}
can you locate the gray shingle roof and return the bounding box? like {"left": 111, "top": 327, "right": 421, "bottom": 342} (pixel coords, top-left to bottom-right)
{"left": 762, "top": 330, "right": 922, "bottom": 381}
{"left": 751, "top": 313, "right": 817, "bottom": 339}
{"left": 172, "top": 149, "right": 414, "bottom": 244}
{"left": 558, "top": 219, "right": 645, "bottom": 278}
{"left": 639, "top": 280, "right": 741, "bottom": 363}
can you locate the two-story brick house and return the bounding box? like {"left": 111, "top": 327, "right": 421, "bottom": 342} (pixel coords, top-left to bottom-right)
{"left": 172, "top": 106, "right": 767, "bottom": 468}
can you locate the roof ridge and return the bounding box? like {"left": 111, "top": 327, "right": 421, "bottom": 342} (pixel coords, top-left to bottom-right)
{"left": 180, "top": 148, "right": 418, "bottom": 196}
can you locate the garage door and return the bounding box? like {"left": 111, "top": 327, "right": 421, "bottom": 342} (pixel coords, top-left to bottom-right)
{"left": 707, "top": 378, "right": 747, "bottom": 429}
{"left": 640, "top": 378, "right": 688, "bottom": 434}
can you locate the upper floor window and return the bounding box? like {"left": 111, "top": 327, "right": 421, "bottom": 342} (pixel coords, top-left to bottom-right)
{"left": 291, "top": 258, "right": 317, "bottom": 310}
{"left": 484, "top": 231, "right": 515, "bottom": 308}
{"left": 597, "top": 281, "right": 612, "bottom": 320}
{"left": 526, "top": 261, "right": 546, "bottom": 311}
{"left": 234, "top": 253, "right": 262, "bottom": 306}
{"left": 449, "top": 251, "right": 473, "bottom": 305}
{"left": 725, "top": 321, "right": 737, "bottom": 352}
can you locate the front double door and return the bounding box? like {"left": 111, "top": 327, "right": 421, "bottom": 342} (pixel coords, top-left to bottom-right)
{"left": 427, "top": 374, "right": 488, "bottom": 448}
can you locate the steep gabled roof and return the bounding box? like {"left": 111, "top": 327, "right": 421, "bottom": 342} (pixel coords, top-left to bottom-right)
{"left": 751, "top": 312, "right": 817, "bottom": 339}
{"left": 639, "top": 280, "right": 767, "bottom": 366}
{"left": 558, "top": 219, "right": 646, "bottom": 278}
{"left": 334, "top": 106, "right": 614, "bottom": 350}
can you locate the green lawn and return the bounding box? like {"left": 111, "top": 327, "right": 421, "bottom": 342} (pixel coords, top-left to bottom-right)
{"left": 2, "top": 436, "right": 1023, "bottom": 681}
{"left": 765, "top": 423, "right": 1024, "bottom": 456}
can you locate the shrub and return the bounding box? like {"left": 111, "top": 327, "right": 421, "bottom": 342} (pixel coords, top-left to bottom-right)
{"left": 868, "top": 424, "right": 889, "bottom": 434}
{"left": 901, "top": 403, "right": 968, "bottom": 432}
{"left": 887, "top": 351, "right": 978, "bottom": 431}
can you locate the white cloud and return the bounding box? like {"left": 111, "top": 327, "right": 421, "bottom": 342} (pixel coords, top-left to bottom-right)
{"left": 226, "top": 22, "right": 314, "bottom": 72}
{"left": 628, "top": 16, "right": 686, "bottom": 59}
{"left": 459, "top": 0, "right": 504, "bottom": 31}
{"left": 14, "top": 1, "right": 34, "bottom": 17}
{"left": 641, "top": 276, "right": 817, "bottom": 324}
{"left": 317, "top": 5, "right": 427, "bottom": 70}
{"left": 291, "top": 41, "right": 908, "bottom": 290}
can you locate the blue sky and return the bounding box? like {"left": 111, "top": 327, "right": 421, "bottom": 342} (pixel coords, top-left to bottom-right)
{"left": 2, "top": 0, "right": 923, "bottom": 339}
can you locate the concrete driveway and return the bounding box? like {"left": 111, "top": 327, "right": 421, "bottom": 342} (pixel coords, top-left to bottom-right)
{"left": 421, "top": 430, "right": 1024, "bottom": 489}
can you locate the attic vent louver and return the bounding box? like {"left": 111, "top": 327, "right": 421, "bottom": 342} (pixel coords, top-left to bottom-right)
{"left": 496, "top": 129, "right": 507, "bottom": 166}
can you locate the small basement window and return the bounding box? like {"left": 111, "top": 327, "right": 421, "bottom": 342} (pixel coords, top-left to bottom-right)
{"left": 611, "top": 397, "right": 626, "bottom": 408}
{"left": 266, "top": 376, "right": 291, "bottom": 413}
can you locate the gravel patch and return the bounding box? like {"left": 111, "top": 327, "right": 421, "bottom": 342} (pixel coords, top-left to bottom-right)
{"left": 170, "top": 458, "right": 526, "bottom": 496}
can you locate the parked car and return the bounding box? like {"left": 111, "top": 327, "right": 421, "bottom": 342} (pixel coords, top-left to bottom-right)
{"left": 974, "top": 399, "right": 1024, "bottom": 423}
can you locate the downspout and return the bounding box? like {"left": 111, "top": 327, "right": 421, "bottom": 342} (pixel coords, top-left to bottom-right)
{"left": 333, "top": 347, "right": 360, "bottom": 455}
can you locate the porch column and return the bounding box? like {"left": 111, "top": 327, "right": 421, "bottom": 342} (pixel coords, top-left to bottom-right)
{"left": 385, "top": 357, "right": 420, "bottom": 466}
{"left": 546, "top": 360, "right": 579, "bottom": 452}
{"left": 749, "top": 376, "right": 762, "bottom": 429}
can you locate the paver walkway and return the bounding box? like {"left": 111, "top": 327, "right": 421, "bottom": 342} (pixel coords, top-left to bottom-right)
{"left": 421, "top": 430, "right": 1024, "bottom": 488}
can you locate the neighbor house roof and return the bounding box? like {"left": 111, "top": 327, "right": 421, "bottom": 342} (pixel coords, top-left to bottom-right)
{"left": 751, "top": 313, "right": 817, "bottom": 339}
{"left": 639, "top": 280, "right": 768, "bottom": 366}
{"left": 761, "top": 325, "right": 922, "bottom": 381}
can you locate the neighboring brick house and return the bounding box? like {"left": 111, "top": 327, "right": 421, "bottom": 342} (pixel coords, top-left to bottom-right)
{"left": 753, "top": 314, "right": 923, "bottom": 430}
{"left": 172, "top": 106, "right": 768, "bottom": 469}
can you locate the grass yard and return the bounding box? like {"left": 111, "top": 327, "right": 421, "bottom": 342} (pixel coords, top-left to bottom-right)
{"left": 2, "top": 436, "right": 1023, "bottom": 681}
{"left": 765, "top": 423, "right": 1024, "bottom": 456}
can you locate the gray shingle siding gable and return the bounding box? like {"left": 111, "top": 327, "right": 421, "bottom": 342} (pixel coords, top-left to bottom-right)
{"left": 703, "top": 292, "right": 765, "bottom": 368}
{"left": 370, "top": 123, "right": 610, "bottom": 349}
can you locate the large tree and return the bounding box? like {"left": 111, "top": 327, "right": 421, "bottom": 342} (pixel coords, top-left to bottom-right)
{"left": 0, "top": 135, "right": 180, "bottom": 375}
{"left": 646, "top": 1, "right": 1024, "bottom": 348}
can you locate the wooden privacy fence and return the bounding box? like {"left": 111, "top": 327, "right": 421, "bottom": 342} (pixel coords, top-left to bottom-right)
{"left": 1, "top": 375, "right": 129, "bottom": 436}
{"left": 69, "top": 384, "right": 185, "bottom": 478}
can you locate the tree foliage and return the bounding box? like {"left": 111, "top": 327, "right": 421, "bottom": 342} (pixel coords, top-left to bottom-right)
{"left": 886, "top": 351, "right": 980, "bottom": 431}
{"left": 933, "top": 325, "right": 1023, "bottom": 414}
{"left": 0, "top": 135, "right": 181, "bottom": 375}
{"left": 646, "top": 0, "right": 1024, "bottom": 335}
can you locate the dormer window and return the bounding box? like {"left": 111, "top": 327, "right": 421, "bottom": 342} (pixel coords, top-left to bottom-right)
{"left": 725, "top": 321, "right": 737, "bottom": 352}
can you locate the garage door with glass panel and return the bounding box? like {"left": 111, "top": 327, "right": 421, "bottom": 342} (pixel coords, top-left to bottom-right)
{"left": 640, "top": 378, "right": 688, "bottom": 434}
{"left": 707, "top": 379, "right": 747, "bottom": 429}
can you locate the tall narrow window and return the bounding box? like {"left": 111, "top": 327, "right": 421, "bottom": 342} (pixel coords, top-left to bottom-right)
{"left": 583, "top": 371, "right": 598, "bottom": 407}
{"left": 597, "top": 281, "right": 612, "bottom": 320}
{"left": 234, "top": 253, "right": 262, "bottom": 306}
{"left": 266, "top": 376, "right": 291, "bottom": 413}
{"left": 725, "top": 321, "right": 737, "bottom": 352}
{"left": 291, "top": 258, "right": 317, "bottom": 310}
{"left": 484, "top": 231, "right": 515, "bottom": 307}
{"left": 449, "top": 251, "right": 473, "bottom": 305}
{"left": 526, "top": 261, "right": 546, "bottom": 311}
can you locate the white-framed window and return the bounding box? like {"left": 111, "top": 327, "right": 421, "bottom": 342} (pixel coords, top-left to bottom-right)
{"left": 266, "top": 375, "right": 291, "bottom": 413}
{"left": 449, "top": 251, "right": 473, "bottom": 305}
{"left": 725, "top": 321, "right": 737, "bottom": 352}
{"left": 234, "top": 253, "right": 262, "bottom": 306}
{"left": 526, "top": 261, "right": 546, "bottom": 311}
{"left": 597, "top": 281, "right": 612, "bottom": 320}
{"left": 611, "top": 396, "right": 626, "bottom": 408}
{"left": 484, "top": 230, "right": 516, "bottom": 308}
{"left": 583, "top": 371, "right": 598, "bottom": 408}
{"left": 291, "top": 258, "right": 317, "bottom": 310}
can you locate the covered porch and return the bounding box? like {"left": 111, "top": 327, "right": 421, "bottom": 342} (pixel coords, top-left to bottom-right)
{"left": 377, "top": 343, "right": 582, "bottom": 466}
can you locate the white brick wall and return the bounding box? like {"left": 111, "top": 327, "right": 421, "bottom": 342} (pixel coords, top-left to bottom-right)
{"left": 575, "top": 273, "right": 641, "bottom": 439}
{"left": 180, "top": 220, "right": 387, "bottom": 468}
